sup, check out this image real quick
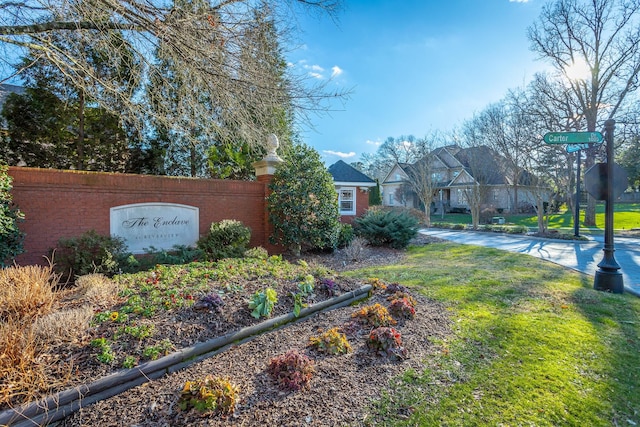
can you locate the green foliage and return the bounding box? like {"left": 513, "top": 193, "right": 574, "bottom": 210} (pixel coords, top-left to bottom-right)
{"left": 298, "top": 274, "right": 315, "bottom": 295}
{"left": 248, "top": 287, "right": 278, "bottom": 318}
{"left": 143, "top": 245, "right": 203, "bottom": 265}
{"left": 121, "top": 355, "right": 138, "bottom": 369}
{"left": 179, "top": 376, "right": 240, "bottom": 415}
{"left": 369, "top": 181, "right": 382, "bottom": 206}
{"left": 207, "top": 141, "right": 264, "bottom": 180}
{"left": 367, "top": 327, "right": 407, "bottom": 360}
{"left": 267, "top": 349, "right": 315, "bottom": 391}
{"left": 309, "top": 327, "right": 352, "bottom": 355}
{"left": 354, "top": 209, "right": 419, "bottom": 249}
{"left": 267, "top": 143, "right": 340, "bottom": 255}
{"left": 142, "top": 338, "right": 173, "bottom": 360}
{"left": 351, "top": 303, "right": 396, "bottom": 327}
{"left": 244, "top": 246, "right": 269, "bottom": 259}
{"left": 337, "top": 222, "right": 354, "bottom": 248}
{"left": 197, "top": 220, "right": 251, "bottom": 261}
{"left": 51, "top": 230, "right": 131, "bottom": 281}
{"left": 291, "top": 275, "right": 314, "bottom": 317}
{"left": 0, "top": 163, "right": 25, "bottom": 267}
{"left": 90, "top": 337, "right": 115, "bottom": 364}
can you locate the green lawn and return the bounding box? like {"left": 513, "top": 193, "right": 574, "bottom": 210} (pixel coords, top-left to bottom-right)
{"left": 347, "top": 242, "right": 640, "bottom": 426}
{"left": 431, "top": 202, "right": 640, "bottom": 232}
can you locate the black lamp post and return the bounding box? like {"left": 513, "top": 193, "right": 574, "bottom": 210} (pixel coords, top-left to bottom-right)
{"left": 593, "top": 119, "right": 624, "bottom": 293}
{"left": 574, "top": 149, "right": 581, "bottom": 238}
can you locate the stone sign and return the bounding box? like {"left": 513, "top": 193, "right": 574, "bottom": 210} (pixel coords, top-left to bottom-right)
{"left": 110, "top": 203, "right": 199, "bottom": 254}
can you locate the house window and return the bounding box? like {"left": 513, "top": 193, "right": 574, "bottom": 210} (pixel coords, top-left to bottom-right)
{"left": 338, "top": 187, "right": 356, "bottom": 215}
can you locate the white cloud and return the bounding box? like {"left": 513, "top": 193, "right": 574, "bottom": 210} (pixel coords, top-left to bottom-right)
{"left": 366, "top": 139, "right": 382, "bottom": 146}
{"left": 309, "top": 72, "right": 324, "bottom": 79}
{"left": 323, "top": 150, "right": 356, "bottom": 158}
{"left": 331, "top": 66, "right": 343, "bottom": 78}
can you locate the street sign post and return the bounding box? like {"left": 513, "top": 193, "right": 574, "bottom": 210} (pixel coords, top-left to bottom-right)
{"left": 543, "top": 131, "right": 604, "bottom": 144}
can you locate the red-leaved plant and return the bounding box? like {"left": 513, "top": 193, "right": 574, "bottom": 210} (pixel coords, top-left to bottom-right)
{"left": 267, "top": 349, "right": 315, "bottom": 391}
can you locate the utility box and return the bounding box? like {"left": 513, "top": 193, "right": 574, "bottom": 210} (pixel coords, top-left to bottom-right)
{"left": 492, "top": 216, "right": 505, "bottom": 225}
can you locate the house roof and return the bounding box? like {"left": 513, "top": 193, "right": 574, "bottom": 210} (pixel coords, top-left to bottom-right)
{"left": 328, "top": 160, "right": 376, "bottom": 186}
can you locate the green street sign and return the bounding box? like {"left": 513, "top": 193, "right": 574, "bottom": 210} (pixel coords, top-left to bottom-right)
{"left": 543, "top": 131, "right": 604, "bottom": 145}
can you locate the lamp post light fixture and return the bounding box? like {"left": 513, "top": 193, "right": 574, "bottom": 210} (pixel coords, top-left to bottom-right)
{"left": 593, "top": 119, "right": 624, "bottom": 293}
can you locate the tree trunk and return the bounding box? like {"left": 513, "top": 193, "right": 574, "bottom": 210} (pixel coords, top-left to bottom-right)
{"left": 77, "top": 89, "right": 85, "bottom": 170}
{"left": 583, "top": 151, "right": 596, "bottom": 226}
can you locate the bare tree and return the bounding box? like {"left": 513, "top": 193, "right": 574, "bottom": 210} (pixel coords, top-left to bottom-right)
{"left": 528, "top": 0, "right": 640, "bottom": 225}
{"left": 0, "top": 0, "right": 346, "bottom": 151}
{"left": 459, "top": 122, "right": 505, "bottom": 230}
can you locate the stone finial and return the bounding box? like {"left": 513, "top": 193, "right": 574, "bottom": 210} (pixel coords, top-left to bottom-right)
{"left": 253, "top": 133, "right": 283, "bottom": 177}
{"left": 266, "top": 134, "right": 279, "bottom": 157}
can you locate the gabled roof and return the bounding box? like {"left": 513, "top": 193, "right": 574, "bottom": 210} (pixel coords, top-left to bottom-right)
{"left": 328, "top": 160, "right": 376, "bottom": 186}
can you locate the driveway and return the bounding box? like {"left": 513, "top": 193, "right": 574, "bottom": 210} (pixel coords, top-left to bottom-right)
{"left": 420, "top": 229, "right": 640, "bottom": 297}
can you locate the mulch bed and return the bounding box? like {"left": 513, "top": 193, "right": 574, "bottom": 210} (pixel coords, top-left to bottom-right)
{"left": 35, "top": 235, "right": 454, "bottom": 426}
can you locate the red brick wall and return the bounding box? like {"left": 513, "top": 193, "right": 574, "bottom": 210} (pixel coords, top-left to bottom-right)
{"left": 8, "top": 167, "right": 277, "bottom": 266}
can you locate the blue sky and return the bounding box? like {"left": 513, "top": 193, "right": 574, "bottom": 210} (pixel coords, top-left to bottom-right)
{"left": 288, "top": 0, "right": 552, "bottom": 164}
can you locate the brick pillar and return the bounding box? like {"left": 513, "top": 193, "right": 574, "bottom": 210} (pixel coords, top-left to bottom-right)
{"left": 253, "top": 134, "right": 284, "bottom": 254}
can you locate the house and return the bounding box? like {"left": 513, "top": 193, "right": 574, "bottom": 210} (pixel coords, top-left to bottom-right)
{"left": 381, "top": 145, "right": 545, "bottom": 214}
{"left": 328, "top": 160, "right": 377, "bottom": 223}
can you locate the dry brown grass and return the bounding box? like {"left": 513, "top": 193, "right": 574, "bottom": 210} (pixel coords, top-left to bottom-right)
{"left": 0, "top": 264, "right": 58, "bottom": 321}
{"left": 32, "top": 306, "right": 93, "bottom": 345}
{"left": 0, "top": 265, "right": 76, "bottom": 408}
{"left": 70, "top": 273, "right": 121, "bottom": 309}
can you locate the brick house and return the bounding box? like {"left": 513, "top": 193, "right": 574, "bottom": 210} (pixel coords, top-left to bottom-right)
{"left": 328, "top": 160, "right": 376, "bottom": 223}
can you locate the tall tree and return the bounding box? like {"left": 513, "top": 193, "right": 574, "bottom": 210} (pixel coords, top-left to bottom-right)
{"left": 0, "top": 0, "right": 346, "bottom": 155}
{"left": 528, "top": 0, "right": 640, "bottom": 225}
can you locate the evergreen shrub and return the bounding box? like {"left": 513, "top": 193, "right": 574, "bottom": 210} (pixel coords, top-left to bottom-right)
{"left": 197, "top": 219, "right": 251, "bottom": 261}
{"left": 0, "top": 163, "right": 24, "bottom": 267}
{"left": 267, "top": 144, "right": 340, "bottom": 255}
{"left": 51, "top": 230, "right": 131, "bottom": 281}
{"left": 354, "top": 209, "right": 419, "bottom": 249}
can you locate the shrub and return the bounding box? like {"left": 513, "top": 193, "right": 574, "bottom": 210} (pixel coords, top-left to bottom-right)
{"left": 267, "top": 349, "right": 315, "bottom": 391}
{"left": 351, "top": 303, "right": 396, "bottom": 327}
{"left": 51, "top": 230, "right": 130, "bottom": 281}
{"left": 343, "top": 236, "right": 367, "bottom": 262}
{"left": 336, "top": 222, "right": 354, "bottom": 248}
{"left": 179, "top": 376, "right": 240, "bottom": 415}
{"left": 248, "top": 287, "right": 278, "bottom": 318}
{"left": 354, "top": 209, "right": 418, "bottom": 249}
{"left": 267, "top": 143, "right": 340, "bottom": 255}
{"left": 309, "top": 327, "right": 351, "bottom": 355}
{"left": 367, "top": 326, "right": 408, "bottom": 360}
{"left": 197, "top": 220, "right": 251, "bottom": 261}
{"left": 0, "top": 163, "right": 25, "bottom": 267}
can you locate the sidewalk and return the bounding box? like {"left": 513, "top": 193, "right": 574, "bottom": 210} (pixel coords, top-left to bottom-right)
{"left": 420, "top": 228, "right": 640, "bottom": 297}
